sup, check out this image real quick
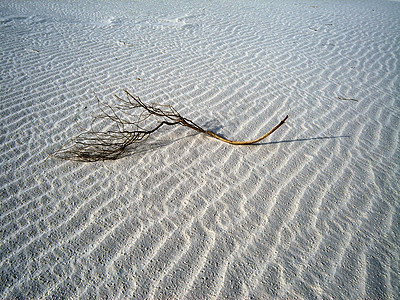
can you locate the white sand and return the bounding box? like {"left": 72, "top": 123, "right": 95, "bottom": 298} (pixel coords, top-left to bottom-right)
{"left": 1, "top": 0, "right": 399, "bottom": 298}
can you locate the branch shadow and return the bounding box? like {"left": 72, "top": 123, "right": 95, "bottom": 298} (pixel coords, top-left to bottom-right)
{"left": 257, "top": 135, "right": 351, "bottom": 146}
{"left": 119, "top": 132, "right": 350, "bottom": 160}
{"left": 118, "top": 131, "right": 199, "bottom": 159}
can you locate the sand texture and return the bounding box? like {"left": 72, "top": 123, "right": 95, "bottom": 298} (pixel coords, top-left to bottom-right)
{"left": 1, "top": 0, "right": 399, "bottom": 298}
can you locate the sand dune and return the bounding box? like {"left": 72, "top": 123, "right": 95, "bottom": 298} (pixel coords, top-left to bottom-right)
{"left": 1, "top": 0, "right": 399, "bottom": 298}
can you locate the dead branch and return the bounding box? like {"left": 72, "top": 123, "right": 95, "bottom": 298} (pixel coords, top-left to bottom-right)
{"left": 51, "top": 90, "right": 288, "bottom": 162}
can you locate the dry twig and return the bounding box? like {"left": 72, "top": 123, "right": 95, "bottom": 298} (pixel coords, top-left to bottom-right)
{"left": 337, "top": 96, "right": 359, "bottom": 102}
{"left": 51, "top": 90, "right": 288, "bottom": 161}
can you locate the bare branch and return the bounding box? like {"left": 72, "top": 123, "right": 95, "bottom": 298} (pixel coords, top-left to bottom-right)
{"left": 51, "top": 90, "right": 288, "bottom": 162}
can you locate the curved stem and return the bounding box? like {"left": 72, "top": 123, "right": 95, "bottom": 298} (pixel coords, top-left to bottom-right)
{"left": 203, "top": 115, "right": 288, "bottom": 145}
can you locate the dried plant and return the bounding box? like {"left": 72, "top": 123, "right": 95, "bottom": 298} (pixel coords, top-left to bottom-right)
{"left": 52, "top": 90, "right": 288, "bottom": 162}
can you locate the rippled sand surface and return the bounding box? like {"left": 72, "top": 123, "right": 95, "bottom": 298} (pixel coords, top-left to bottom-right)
{"left": 1, "top": 0, "right": 399, "bottom": 298}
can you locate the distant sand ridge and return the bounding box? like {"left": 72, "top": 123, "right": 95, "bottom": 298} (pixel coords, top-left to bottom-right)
{"left": 0, "top": 0, "right": 399, "bottom": 298}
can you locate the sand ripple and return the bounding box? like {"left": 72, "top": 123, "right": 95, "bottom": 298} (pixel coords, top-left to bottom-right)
{"left": 1, "top": 0, "right": 399, "bottom": 298}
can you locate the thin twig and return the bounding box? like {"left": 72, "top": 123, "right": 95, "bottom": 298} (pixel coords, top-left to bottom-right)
{"left": 337, "top": 96, "right": 359, "bottom": 102}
